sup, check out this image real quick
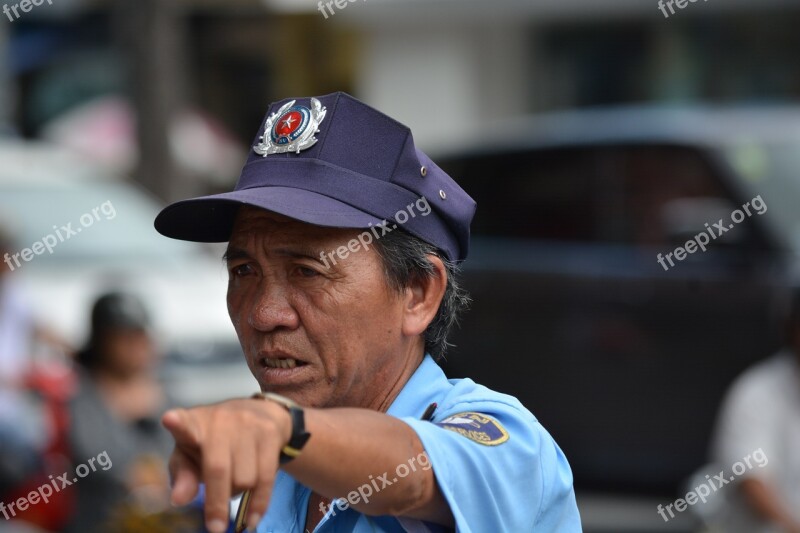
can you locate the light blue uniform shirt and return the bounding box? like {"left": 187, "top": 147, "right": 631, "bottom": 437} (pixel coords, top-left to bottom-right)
{"left": 254, "top": 355, "right": 582, "bottom": 532}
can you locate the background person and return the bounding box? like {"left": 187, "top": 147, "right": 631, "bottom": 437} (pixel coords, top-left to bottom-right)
{"left": 65, "top": 292, "right": 176, "bottom": 533}
{"left": 710, "top": 289, "right": 800, "bottom": 532}
{"left": 0, "top": 226, "right": 50, "bottom": 530}
{"left": 0, "top": 225, "right": 37, "bottom": 387}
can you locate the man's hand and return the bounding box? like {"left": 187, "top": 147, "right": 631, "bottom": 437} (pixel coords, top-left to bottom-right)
{"left": 162, "top": 399, "right": 291, "bottom": 533}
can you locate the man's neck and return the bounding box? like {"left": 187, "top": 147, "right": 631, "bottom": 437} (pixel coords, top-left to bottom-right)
{"left": 371, "top": 350, "right": 425, "bottom": 413}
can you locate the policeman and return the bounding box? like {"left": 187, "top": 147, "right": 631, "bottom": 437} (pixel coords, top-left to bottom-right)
{"left": 154, "top": 92, "right": 581, "bottom": 532}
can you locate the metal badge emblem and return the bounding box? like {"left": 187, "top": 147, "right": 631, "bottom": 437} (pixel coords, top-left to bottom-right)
{"left": 253, "top": 98, "right": 327, "bottom": 156}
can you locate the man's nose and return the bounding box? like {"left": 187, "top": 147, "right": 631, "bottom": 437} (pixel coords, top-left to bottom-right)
{"left": 247, "top": 281, "right": 300, "bottom": 332}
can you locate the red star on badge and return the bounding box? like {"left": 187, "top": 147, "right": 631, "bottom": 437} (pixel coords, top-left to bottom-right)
{"left": 275, "top": 111, "right": 302, "bottom": 137}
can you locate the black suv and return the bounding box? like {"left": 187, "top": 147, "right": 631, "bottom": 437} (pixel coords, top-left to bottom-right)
{"left": 436, "top": 106, "right": 799, "bottom": 530}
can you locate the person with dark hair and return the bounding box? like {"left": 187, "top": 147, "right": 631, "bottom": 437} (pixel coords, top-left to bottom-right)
{"left": 710, "top": 289, "right": 800, "bottom": 533}
{"left": 66, "top": 292, "right": 175, "bottom": 532}
{"left": 154, "top": 93, "right": 581, "bottom": 532}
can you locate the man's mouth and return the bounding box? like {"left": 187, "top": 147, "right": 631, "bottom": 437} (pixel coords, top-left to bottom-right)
{"left": 255, "top": 351, "right": 312, "bottom": 387}
{"left": 263, "top": 357, "right": 303, "bottom": 369}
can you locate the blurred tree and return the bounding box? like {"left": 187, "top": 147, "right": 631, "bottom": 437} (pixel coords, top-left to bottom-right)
{"left": 113, "top": 0, "right": 195, "bottom": 202}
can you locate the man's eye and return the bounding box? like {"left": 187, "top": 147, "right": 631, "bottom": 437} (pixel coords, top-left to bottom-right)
{"left": 229, "top": 264, "right": 254, "bottom": 277}
{"left": 297, "top": 266, "right": 319, "bottom": 278}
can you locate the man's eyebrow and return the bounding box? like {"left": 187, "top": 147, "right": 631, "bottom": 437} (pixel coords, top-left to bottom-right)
{"left": 222, "top": 247, "right": 251, "bottom": 263}
{"left": 274, "top": 247, "right": 326, "bottom": 262}
{"left": 222, "top": 246, "right": 326, "bottom": 263}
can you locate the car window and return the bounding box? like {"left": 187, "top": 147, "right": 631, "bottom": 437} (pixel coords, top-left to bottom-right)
{"left": 725, "top": 141, "right": 800, "bottom": 250}
{"left": 441, "top": 147, "right": 599, "bottom": 241}
{"left": 441, "top": 145, "right": 768, "bottom": 249}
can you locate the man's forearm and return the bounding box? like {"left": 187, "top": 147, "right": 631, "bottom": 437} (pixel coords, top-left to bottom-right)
{"left": 283, "top": 407, "right": 452, "bottom": 526}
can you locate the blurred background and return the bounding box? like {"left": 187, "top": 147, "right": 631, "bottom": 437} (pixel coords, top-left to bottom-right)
{"left": 2, "top": 0, "right": 800, "bottom": 531}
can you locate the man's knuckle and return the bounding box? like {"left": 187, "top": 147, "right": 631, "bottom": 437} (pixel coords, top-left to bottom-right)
{"left": 234, "top": 469, "right": 258, "bottom": 488}
{"left": 206, "top": 460, "right": 229, "bottom": 477}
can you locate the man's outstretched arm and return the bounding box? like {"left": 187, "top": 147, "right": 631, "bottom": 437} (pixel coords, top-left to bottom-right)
{"left": 162, "top": 400, "right": 453, "bottom": 533}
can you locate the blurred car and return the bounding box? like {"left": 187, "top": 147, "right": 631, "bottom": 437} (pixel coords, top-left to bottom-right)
{"left": 0, "top": 140, "right": 255, "bottom": 406}
{"left": 435, "top": 106, "right": 800, "bottom": 532}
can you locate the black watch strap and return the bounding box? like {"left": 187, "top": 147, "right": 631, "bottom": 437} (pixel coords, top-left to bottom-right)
{"left": 252, "top": 392, "right": 312, "bottom": 464}
{"left": 281, "top": 404, "right": 311, "bottom": 464}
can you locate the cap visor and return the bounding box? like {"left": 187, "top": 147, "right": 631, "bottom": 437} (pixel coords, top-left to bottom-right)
{"left": 155, "top": 187, "right": 382, "bottom": 242}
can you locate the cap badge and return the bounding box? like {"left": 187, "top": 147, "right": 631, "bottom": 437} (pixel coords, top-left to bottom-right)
{"left": 254, "top": 98, "right": 327, "bottom": 156}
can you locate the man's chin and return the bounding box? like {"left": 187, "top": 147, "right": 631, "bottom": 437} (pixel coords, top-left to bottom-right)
{"left": 254, "top": 370, "right": 319, "bottom": 403}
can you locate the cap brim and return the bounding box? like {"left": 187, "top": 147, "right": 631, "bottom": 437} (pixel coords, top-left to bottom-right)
{"left": 154, "top": 186, "right": 382, "bottom": 242}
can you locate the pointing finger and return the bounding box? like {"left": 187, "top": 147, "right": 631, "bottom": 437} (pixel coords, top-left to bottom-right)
{"left": 162, "top": 409, "right": 201, "bottom": 448}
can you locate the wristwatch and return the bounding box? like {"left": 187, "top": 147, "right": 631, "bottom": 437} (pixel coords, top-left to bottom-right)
{"left": 252, "top": 392, "right": 312, "bottom": 464}
{"left": 235, "top": 393, "right": 310, "bottom": 533}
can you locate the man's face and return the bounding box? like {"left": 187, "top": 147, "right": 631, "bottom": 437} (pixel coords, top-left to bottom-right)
{"left": 225, "top": 207, "right": 414, "bottom": 409}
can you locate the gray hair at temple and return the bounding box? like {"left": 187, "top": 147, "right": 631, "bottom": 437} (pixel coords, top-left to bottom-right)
{"left": 371, "top": 227, "right": 471, "bottom": 361}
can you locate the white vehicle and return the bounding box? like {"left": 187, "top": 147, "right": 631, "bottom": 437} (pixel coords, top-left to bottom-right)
{"left": 0, "top": 140, "right": 256, "bottom": 405}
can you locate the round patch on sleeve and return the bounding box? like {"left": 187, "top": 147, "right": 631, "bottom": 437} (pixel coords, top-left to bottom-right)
{"left": 434, "top": 412, "right": 510, "bottom": 446}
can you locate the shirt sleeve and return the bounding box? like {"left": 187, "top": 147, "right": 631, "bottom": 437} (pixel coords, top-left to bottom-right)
{"left": 400, "top": 398, "right": 581, "bottom": 532}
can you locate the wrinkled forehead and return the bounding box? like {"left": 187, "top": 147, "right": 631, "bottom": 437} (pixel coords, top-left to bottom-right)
{"left": 228, "top": 205, "right": 358, "bottom": 250}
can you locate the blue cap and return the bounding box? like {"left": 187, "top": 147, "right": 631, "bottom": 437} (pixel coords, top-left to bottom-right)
{"left": 154, "top": 92, "right": 476, "bottom": 261}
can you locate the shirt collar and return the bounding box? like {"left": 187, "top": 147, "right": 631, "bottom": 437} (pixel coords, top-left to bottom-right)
{"left": 387, "top": 354, "right": 450, "bottom": 420}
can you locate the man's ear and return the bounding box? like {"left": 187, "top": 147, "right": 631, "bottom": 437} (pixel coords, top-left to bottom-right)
{"left": 401, "top": 255, "right": 447, "bottom": 338}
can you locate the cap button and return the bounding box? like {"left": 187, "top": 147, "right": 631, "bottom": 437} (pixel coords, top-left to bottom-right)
{"left": 420, "top": 166, "right": 428, "bottom": 177}
{"left": 439, "top": 190, "right": 447, "bottom": 200}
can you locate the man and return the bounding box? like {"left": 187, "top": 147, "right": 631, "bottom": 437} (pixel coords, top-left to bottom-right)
{"left": 710, "top": 290, "right": 800, "bottom": 533}
{"left": 154, "top": 92, "right": 581, "bottom": 532}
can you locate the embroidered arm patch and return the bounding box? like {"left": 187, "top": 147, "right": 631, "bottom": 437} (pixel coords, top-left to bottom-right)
{"left": 434, "top": 412, "right": 510, "bottom": 446}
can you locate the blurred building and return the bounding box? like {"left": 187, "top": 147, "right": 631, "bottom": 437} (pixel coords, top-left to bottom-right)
{"left": 5, "top": 0, "right": 800, "bottom": 164}
{"left": 276, "top": 0, "right": 800, "bottom": 150}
